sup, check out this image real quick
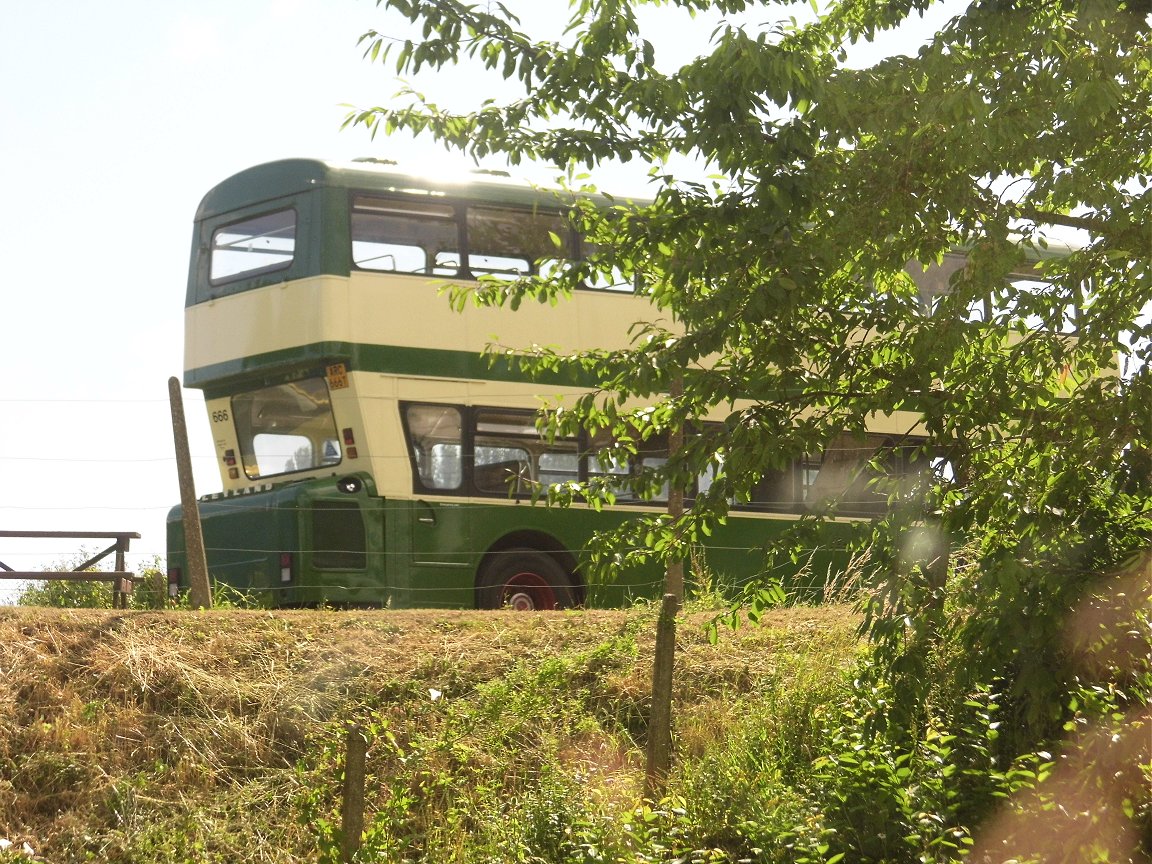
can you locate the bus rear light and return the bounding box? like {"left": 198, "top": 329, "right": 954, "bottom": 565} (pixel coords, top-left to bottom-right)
{"left": 347, "top": 446, "right": 358, "bottom": 459}
{"left": 280, "top": 553, "right": 293, "bottom": 583}
{"left": 342, "top": 428, "right": 355, "bottom": 445}
{"left": 228, "top": 467, "right": 240, "bottom": 479}
{"left": 223, "top": 449, "right": 236, "bottom": 466}
{"left": 167, "top": 567, "right": 181, "bottom": 598}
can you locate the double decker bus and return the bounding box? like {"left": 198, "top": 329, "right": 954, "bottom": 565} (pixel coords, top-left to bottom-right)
{"left": 165, "top": 158, "right": 926, "bottom": 608}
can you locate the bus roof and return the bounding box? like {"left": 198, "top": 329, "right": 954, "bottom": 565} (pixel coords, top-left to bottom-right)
{"left": 195, "top": 157, "right": 597, "bottom": 221}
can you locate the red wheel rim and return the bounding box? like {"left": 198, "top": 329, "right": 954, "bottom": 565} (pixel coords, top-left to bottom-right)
{"left": 502, "top": 572, "right": 557, "bottom": 610}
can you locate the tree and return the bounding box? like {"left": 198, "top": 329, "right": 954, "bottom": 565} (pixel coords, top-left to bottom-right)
{"left": 347, "top": 0, "right": 1152, "bottom": 847}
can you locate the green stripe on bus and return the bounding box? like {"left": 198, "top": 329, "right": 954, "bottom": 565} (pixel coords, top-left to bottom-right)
{"left": 190, "top": 341, "right": 592, "bottom": 396}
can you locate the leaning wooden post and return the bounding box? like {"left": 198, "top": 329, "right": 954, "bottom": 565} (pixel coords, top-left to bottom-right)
{"left": 644, "top": 592, "right": 678, "bottom": 800}
{"left": 341, "top": 725, "right": 367, "bottom": 863}
{"left": 168, "top": 376, "right": 212, "bottom": 609}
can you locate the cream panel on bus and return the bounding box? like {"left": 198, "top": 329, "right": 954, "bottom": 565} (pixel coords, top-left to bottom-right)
{"left": 575, "top": 288, "right": 678, "bottom": 352}
{"left": 346, "top": 372, "right": 408, "bottom": 498}
{"left": 185, "top": 277, "right": 349, "bottom": 370}
{"left": 188, "top": 273, "right": 672, "bottom": 372}
{"left": 344, "top": 273, "right": 653, "bottom": 355}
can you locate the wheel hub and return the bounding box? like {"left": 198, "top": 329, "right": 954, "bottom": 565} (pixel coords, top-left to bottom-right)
{"left": 502, "top": 571, "right": 557, "bottom": 610}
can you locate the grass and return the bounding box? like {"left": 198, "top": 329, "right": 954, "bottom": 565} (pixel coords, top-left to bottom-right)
{"left": 0, "top": 603, "right": 862, "bottom": 863}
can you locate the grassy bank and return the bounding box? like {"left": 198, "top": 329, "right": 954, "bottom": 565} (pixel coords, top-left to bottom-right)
{"left": 0, "top": 604, "right": 861, "bottom": 863}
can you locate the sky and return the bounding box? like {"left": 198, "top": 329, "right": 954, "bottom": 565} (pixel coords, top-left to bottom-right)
{"left": 0, "top": 0, "right": 961, "bottom": 598}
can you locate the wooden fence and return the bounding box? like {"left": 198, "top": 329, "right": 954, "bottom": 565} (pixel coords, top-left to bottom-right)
{"left": 0, "top": 531, "right": 142, "bottom": 608}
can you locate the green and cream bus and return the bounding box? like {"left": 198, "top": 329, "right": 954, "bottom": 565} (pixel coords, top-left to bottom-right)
{"left": 165, "top": 158, "right": 922, "bottom": 608}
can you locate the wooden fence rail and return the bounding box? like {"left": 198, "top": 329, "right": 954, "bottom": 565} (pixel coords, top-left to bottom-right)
{"left": 0, "top": 531, "right": 142, "bottom": 608}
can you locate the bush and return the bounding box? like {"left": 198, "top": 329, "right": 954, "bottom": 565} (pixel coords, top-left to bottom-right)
{"left": 13, "top": 549, "right": 165, "bottom": 609}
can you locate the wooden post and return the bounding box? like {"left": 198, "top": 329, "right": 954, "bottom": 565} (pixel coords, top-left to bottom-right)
{"left": 665, "top": 375, "right": 685, "bottom": 602}
{"left": 664, "top": 450, "right": 685, "bottom": 602}
{"left": 113, "top": 534, "right": 129, "bottom": 609}
{"left": 644, "top": 592, "right": 678, "bottom": 801}
{"left": 341, "top": 725, "right": 367, "bottom": 863}
{"left": 168, "top": 377, "right": 212, "bottom": 609}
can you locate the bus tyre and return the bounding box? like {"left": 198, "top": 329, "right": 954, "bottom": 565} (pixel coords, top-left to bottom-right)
{"left": 478, "top": 549, "right": 575, "bottom": 611}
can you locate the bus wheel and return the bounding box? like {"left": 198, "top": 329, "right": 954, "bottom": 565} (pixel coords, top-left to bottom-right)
{"left": 478, "top": 549, "right": 575, "bottom": 611}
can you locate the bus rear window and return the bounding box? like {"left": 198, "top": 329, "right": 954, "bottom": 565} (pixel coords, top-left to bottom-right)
{"left": 231, "top": 377, "right": 340, "bottom": 479}
{"left": 211, "top": 208, "right": 296, "bottom": 283}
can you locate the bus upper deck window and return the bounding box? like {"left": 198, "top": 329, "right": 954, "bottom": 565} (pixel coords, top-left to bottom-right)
{"left": 352, "top": 196, "right": 458, "bottom": 276}
{"left": 580, "top": 242, "right": 634, "bottom": 292}
{"left": 210, "top": 209, "right": 296, "bottom": 283}
{"left": 466, "top": 206, "right": 570, "bottom": 280}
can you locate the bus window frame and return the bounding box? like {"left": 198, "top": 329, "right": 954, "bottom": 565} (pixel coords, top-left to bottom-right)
{"left": 402, "top": 403, "right": 466, "bottom": 494}
{"left": 191, "top": 190, "right": 315, "bottom": 306}
{"left": 349, "top": 193, "right": 592, "bottom": 286}
{"left": 401, "top": 402, "right": 585, "bottom": 499}
{"left": 401, "top": 400, "right": 933, "bottom": 514}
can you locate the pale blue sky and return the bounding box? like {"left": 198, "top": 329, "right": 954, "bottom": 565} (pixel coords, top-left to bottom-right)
{"left": 0, "top": 1, "right": 428, "bottom": 586}
{"left": 0, "top": 0, "right": 959, "bottom": 592}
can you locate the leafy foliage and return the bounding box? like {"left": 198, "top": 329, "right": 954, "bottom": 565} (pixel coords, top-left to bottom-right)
{"left": 350, "top": 0, "right": 1152, "bottom": 599}
{"left": 348, "top": 0, "right": 1152, "bottom": 855}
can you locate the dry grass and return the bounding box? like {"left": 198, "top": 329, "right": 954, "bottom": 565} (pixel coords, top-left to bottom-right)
{"left": 0, "top": 604, "right": 860, "bottom": 862}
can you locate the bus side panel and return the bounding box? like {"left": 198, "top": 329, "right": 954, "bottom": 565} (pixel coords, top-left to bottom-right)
{"left": 446, "top": 503, "right": 854, "bottom": 608}
{"left": 558, "top": 509, "right": 666, "bottom": 608}
{"left": 700, "top": 517, "right": 857, "bottom": 604}
{"left": 169, "top": 492, "right": 857, "bottom": 609}
{"left": 401, "top": 500, "right": 667, "bottom": 609}
{"left": 393, "top": 499, "right": 478, "bottom": 609}
{"left": 299, "top": 491, "right": 390, "bottom": 607}
{"left": 378, "top": 498, "right": 650, "bottom": 610}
